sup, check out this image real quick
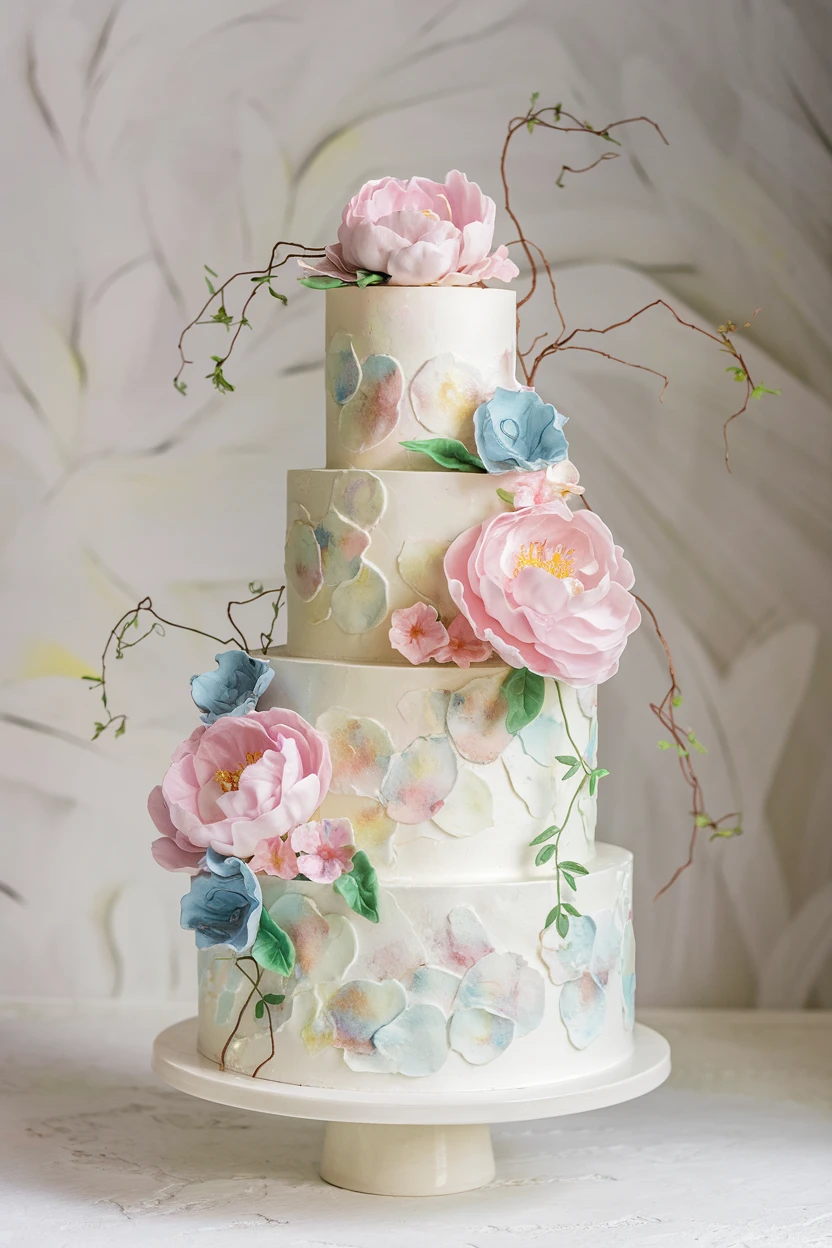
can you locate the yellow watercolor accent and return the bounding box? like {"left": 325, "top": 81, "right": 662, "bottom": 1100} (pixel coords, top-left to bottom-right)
{"left": 215, "top": 751, "right": 263, "bottom": 792}
{"left": 21, "top": 639, "right": 96, "bottom": 681}
{"left": 513, "top": 540, "right": 575, "bottom": 579}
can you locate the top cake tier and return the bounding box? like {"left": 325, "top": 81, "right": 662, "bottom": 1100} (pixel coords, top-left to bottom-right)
{"left": 324, "top": 286, "right": 517, "bottom": 471}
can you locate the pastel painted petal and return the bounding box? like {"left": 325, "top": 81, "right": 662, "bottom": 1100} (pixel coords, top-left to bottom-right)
{"left": 455, "top": 951, "right": 544, "bottom": 1037}
{"left": 329, "top": 469, "right": 387, "bottom": 530}
{"left": 560, "top": 972, "right": 607, "bottom": 1049}
{"left": 315, "top": 509, "right": 370, "bottom": 587}
{"left": 589, "top": 909, "right": 621, "bottom": 988}
{"left": 380, "top": 734, "right": 458, "bottom": 824}
{"left": 398, "top": 538, "right": 456, "bottom": 620}
{"left": 577, "top": 685, "right": 598, "bottom": 718}
{"left": 318, "top": 793, "right": 397, "bottom": 863}
{"left": 330, "top": 561, "right": 388, "bottom": 634}
{"left": 327, "top": 978, "right": 407, "bottom": 1055}
{"left": 401, "top": 965, "right": 462, "bottom": 1013}
{"left": 285, "top": 520, "right": 323, "bottom": 602}
{"left": 326, "top": 330, "right": 362, "bottom": 405}
{"left": 585, "top": 717, "right": 598, "bottom": 768}
{"left": 446, "top": 673, "right": 513, "bottom": 764}
{"left": 449, "top": 1007, "right": 515, "bottom": 1065}
{"left": 372, "top": 1003, "right": 450, "bottom": 1076}
{"left": 268, "top": 893, "right": 357, "bottom": 984}
{"left": 431, "top": 767, "right": 494, "bottom": 837}
{"left": 316, "top": 708, "right": 394, "bottom": 797}
{"left": 397, "top": 687, "right": 451, "bottom": 737}
{"left": 501, "top": 737, "right": 555, "bottom": 819}
{"left": 338, "top": 354, "right": 404, "bottom": 452}
{"left": 347, "top": 891, "right": 428, "bottom": 983}
{"left": 410, "top": 353, "right": 487, "bottom": 441}
{"left": 540, "top": 914, "right": 597, "bottom": 985}
{"left": 424, "top": 905, "right": 495, "bottom": 973}
{"left": 518, "top": 712, "right": 563, "bottom": 767}
{"left": 621, "top": 920, "right": 636, "bottom": 1031}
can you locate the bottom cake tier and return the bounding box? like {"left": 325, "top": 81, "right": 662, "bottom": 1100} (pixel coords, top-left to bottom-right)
{"left": 197, "top": 843, "right": 635, "bottom": 1093}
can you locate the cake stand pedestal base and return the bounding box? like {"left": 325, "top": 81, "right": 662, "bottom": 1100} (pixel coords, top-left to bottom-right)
{"left": 152, "top": 1019, "right": 670, "bottom": 1197}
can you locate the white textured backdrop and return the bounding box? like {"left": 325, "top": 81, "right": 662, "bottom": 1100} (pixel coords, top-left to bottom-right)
{"left": 1, "top": 0, "right": 830, "bottom": 1007}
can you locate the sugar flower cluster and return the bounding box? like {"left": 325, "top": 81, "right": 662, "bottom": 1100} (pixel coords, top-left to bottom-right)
{"left": 389, "top": 605, "right": 493, "bottom": 668}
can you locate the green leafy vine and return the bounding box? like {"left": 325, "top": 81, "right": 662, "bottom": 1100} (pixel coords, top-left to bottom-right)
{"left": 218, "top": 955, "right": 286, "bottom": 1078}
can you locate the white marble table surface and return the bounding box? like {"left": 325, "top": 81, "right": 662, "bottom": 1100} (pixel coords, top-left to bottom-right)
{"left": 2, "top": 1003, "right": 830, "bottom": 1247}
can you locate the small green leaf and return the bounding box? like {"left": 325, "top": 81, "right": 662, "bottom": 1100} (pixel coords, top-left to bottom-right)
{"left": 262, "top": 992, "right": 285, "bottom": 1005}
{"left": 399, "top": 437, "right": 486, "bottom": 473}
{"left": 544, "top": 905, "right": 560, "bottom": 930}
{"left": 355, "top": 269, "right": 388, "bottom": 288}
{"left": 556, "top": 755, "right": 578, "bottom": 766}
{"left": 173, "top": 378, "right": 187, "bottom": 395}
{"left": 750, "top": 383, "right": 781, "bottom": 400}
{"left": 529, "top": 825, "right": 558, "bottom": 847}
{"left": 562, "top": 903, "right": 581, "bottom": 917}
{"left": 210, "top": 305, "right": 233, "bottom": 327}
{"left": 676, "top": 744, "right": 689, "bottom": 757}
{"left": 254, "top": 999, "right": 265, "bottom": 1020}
{"left": 530, "top": 90, "right": 540, "bottom": 108}
{"left": 562, "top": 871, "right": 576, "bottom": 891}
{"left": 562, "top": 762, "right": 581, "bottom": 780}
{"left": 588, "top": 767, "right": 609, "bottom": 796}
{"left": 268, "top": 287, "right": 288, "bottom": 304}
{"left": 298, "top": 274, "right": 350, "bottom": 289}
{"left": 333, "top": 850, "right": 380, "bottom": 923}
{"left": 657, "top": 739, "right": 672, "bottom": 750}
{"left": 204, "top": 264, "right": 218, "bottom": 278}
{"left": 81, "top": 674, "right": 103, "bottom": 684}
{"left": 555, "top": 910, "right": 569, "bottom": 938}
{"left": 114, "top": 721, "right": 126, "bottom": 739}
{"left": 559, "top": 861, "right": 588, "bottom": 875}
{"left": 496, "top": 487, "right": 515, "bottom": 505}
{"left": 694, "top": 814, "right": 712, "bottom": 829}
{"left": 204, "top": 276, "right": 215, "bottom": 295}
{"left": 503, "top": 666, "right": 545, "bottom": 734}
{"left": 535, "top": 843, "right": 557, "bottom": 867}
{"left": 688, "top": 731, "right": 707, "bottom": 755}
{"left": 252, "top": 909, "right": 295, "bottom": 976}
{"left": 671, "top": 693, "right": 683, "bottom": 708}
{"left": 92, "top": 722, "right": 105, "bottom": 740}
{"left": 710, "top": 825, "right": 742, "bottom": 841}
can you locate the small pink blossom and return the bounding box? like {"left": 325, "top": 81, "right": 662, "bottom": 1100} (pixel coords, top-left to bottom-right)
{"left": 508, "top": 461, "right": 585, "bottom": 509}
{"left": 291, "top": 818, "right": 356, "bottom": 884}
{"left": 433, "top": 614, "right": 493, "bottom": 668}
{"left": 389, "top": 601, "right": 449, "bottom": 664}
{"left": 249, "top": 834, "right": 300, "bottom": 880}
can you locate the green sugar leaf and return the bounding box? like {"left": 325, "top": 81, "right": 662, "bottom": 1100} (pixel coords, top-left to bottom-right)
{"left": 254, "top": 999, "right": 265, "bottom": 1020}
{"left": 559, "top": 860, "right": 588, "bottom": 875}
{"left": 544, "top": 905, "right": 560, "bottom": 930}
{"left": 204, "top": 264, "right": 218, "bottom": 278}
{"left": 399, "top": 438, "right": 486, "bottom": 473}
{"left": 562, "top": 762, "right": 581, "bottom": 780}
{"left": 556, "top": 755, "right": 578, "bottom": 766}
{"left": 555, "top": 910, "right": 570, "bottom": 938}
{"left": 333, "top": 850, "right": 380, "bottom": 923}
{"left": 503, "top": 666, "right": 545, "bottom": 734}
{"left": 496, "top": 487, "right": 516, "bottom": 505}
{"left": 562, "top": 903, "right": 581, "bottom": 917}
{"left": 529, "top": 825, "right": 559, "bottom": 847}
{"left": 535, "top": 843, "right": 557, "bottom": 867}
{"left": 262, "top": 993, "right": 285, "bottom": 1006}
{"left": 298, "top": 274, "right": 350, "bottom": 289}
{"left": 694, "top": 814, "right": 712, "bottom": 829}
{"left": 657, "top": 739, "right": 672, "bottom": 750}
{"left": 355, "top": 269, "right": 388, "bottom": 288}
{"left": 252, "top": 909, "right": 295, "bottom": 976}
{"left": 268, "top": 287, "right": 288, "bottom": 304}
{"left": 562, "top": 871, "right": 576, "bottom": 891}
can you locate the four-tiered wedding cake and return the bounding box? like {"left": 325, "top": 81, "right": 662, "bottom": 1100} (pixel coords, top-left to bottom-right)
{"left": 149, "top": 172, "right": 641, "bottom": 1095}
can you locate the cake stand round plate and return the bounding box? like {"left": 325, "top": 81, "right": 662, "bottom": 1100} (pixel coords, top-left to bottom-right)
{"left": 152, "top": 1018, "right": 670, "bottom": 1197}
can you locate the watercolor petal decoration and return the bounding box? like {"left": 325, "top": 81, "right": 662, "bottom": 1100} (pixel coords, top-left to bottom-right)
{"left": 317, "top": 708, "right": 394, "bottom": 798}
{"left": 589, "top": 910, "right": 621, "bottom": 988}
{"left": 446, "top": 673, "right": 513, "bottom": 764}
{"left": 621, "top": 920, "right": 636, "bottom": 1031}
{"left": 268, "top": 893, "right": 358, "bottom": 985}
{"left": 325, "top": 978, "right": 407, "bottom": 1056}
{"left": 517, "top": 711, "right": 563, "bottom": 768}
{"left": 346, "top": 891, "right": 428, "bottom": 984}
{"left": 326, "top": 330, "right": 362, "bottom": 405}
{"left": 422, "top": 904, "right": 496, "bottom": 973}
{"left": 396, "top": 687, "right": 451, "bottom": 738}
{"left": 397, "top": 538, "right": 456, "bottom": 620}
{"left": 338, "top": 354, "right": 404, "bottom": 452}
{"left": 501, "top": 736, "right": 555, "bottom": 819}
{"left": 410, "top": 353, "right": 487, "bottom": 441}
{"left": 455, "top": 951, "right": 545, "bottom": 1036}
{"left": 431, "top": 767, "right": 494, "bottom": 837}
{"left": 401, "top": 965, "right": 462, "bottom": 1014}
{"left": 318, "top": 793, "right": 397, "bottom": 862}
{"left": 449, "top": 1007, "right": 515, "bottom": 1065}
{"left": 539, "top": 914, "right": 598, "bottom": 986}
{"left": 285, "top": 519, "right": 323, "bottom": 602}
{"left": 329, "top": 469, "right": 387, "bottom": 530}
{"left": 576, "top": 685, "right": 598, "bottom": 719}
{"left": 371, "top": 1003, "right": 450, "bottom": 1077}
{"left": 559, "top": 972, "right": 607, "bottom": 1050}
{"left": 380, "top": 734, "right": 458, "bottom": 824}
{"left": 314, "top": 509, "right": 370, "bottom": 587}
{"left": 330, "top": 561, "right": 388, "bottom": 634}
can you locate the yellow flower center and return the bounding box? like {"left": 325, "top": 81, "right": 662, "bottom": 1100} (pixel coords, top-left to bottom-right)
{"left": 513, "top": 540, "right": 576, "bottom": 579}
{"left": 215, "top": 751, "right": 263, "bottom": 793}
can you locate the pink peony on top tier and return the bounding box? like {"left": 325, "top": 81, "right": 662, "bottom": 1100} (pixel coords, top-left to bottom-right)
{"left": 298, "top": 170, "right": 519, "bottom": 287}
{"left": 444, "top": 500, "right": 641, "bottom": 687}
{"left": 149, "top": 707, "right": 331, "bottom": 870}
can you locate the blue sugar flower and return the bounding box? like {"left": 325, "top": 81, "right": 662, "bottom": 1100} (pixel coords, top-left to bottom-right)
{"left": 180, "top": 847, "right": 262, "bottom": 952}
{"left": 473, "top": 387, "right": 568, "bottom": 473}
{"left": 190, "top": 650, "right": 274, "bottom": 724}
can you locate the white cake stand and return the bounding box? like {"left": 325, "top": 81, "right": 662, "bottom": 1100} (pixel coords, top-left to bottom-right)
{"left": 152, "top": 1018, "right": 670, "bottom": 1196}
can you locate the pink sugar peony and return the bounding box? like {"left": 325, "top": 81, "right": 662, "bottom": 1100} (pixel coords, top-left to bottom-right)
{"left": 291, "top": 818, "right": 356, "bottom": 884}
{"left": 148, "top": 708, "right": 331, "bottom": 868}
{"left": 444, "top": 499, "right": 641, "bottom": 687}
{"left": 508, "top": 461, "right": 585, "bottom": 509}
{"left": 248, "top": 834, "right": 300, "bottom": 880}
{"left": 433, "top": 613, "right": 494, "bottom": 668}
{"left": 389, "top": 601, "right": 449, "bottom": 664}
{"left": 298, "top": 171, "right": 519, "bottom": 287}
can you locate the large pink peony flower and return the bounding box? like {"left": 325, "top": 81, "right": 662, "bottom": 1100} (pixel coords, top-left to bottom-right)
{"left": 149, "top": 708, "right": 331, "bottom": 868}
{"left": 298, "top": 171, "right": 519, "bottom": 287}
{"left": 444, "top": 500, "right": 641, "bottom": 686}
